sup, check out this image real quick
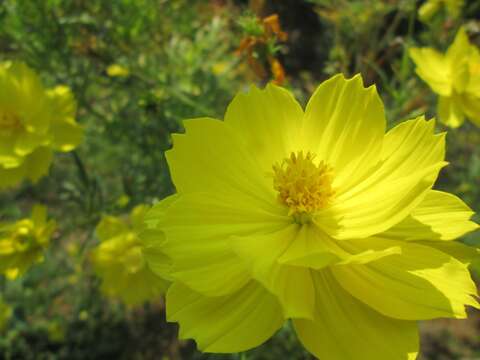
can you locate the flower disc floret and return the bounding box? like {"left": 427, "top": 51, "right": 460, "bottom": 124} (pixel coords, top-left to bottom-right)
{"left": 272, "top": 151, "right": 334, "bottom": 218}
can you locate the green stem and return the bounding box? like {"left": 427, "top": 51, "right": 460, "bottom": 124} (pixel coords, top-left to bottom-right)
{"left": 71, "top": 151, "right": 90, "bottom": 189}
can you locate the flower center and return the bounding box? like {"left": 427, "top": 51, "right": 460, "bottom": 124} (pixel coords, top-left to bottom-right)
{"left": 0, "top": 112, "right": 22, "bottom": 136}
{"left": 272, "top": 151, "right": 335, "bottom": 219}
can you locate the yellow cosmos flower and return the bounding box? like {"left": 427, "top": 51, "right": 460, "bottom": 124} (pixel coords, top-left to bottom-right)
{"left": 0, "top": 205, "right": 56, "bottom": 279}
{"left": 0, "top": 62, "right": 83, "bottom": 189}
{"left": 91, "top": 205, "right": 169, "bottom": 306}
{"left": 418, "top": 0, "right": 464, "bottom": 22}
{"left": 141, "top": 74, "right": 480, "bottom": 359}
{"left": 410, "top": 28, "right": 480, "bottom": 128}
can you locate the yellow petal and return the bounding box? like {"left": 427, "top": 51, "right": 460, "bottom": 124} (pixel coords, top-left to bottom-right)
{"left": 415, "top": 240, "right": 480, "bottom": 265}
{"left": 332, "top": 238, "right": 479, "bottom": 320}
{"left": 0, "top": 163, "right": 26, "bottom": 189}
{"left": 276, "top": 224, "right": 399, "bottom": 269}
{"left": 157, "top": 192, "right": 289, "bottom": 296}
{"left": 1, "top": 62, "right": 52, "bottom": 133}
{"left": 130, "top": 204, "right": 149, "bottom": 232}
{"left": 409, "top": 47, "right": 452, "bottom": 96}
{"left": 231, "top": 224, "right": 315, "bottom": 319}
{"left": 0, "top": 136, "right": 23, "bottom": 168}
{"left": 166, "top": 117, "right": 277, "bottom": 207}
{"left": 446, "top": 28, "right": 473, "bottom": 93}
{"left": 294, "top": 270, "right": 418, "bottom": 360}
{"left": 14, "top": 131, "right": 47, "bottom": 157}
{"left": 167, "top": 281, "right": 284, "bottom": 353}
{"left": 224, "top": 83, "right": 304, "bottom": 168}
{"left": 382, "top": 190, "right": 478, "bottom": 241}
{"left": 418, "top": 0, "right": 441, "bottom": 22}
{"left": 302, "top": 74, "right": 386, "bottom": 192}
{"left": 140, "top": 228, "right": 172, "bottom": 280}
{"left": 277, "top": 224, "right": 340, "bottom": 268}
{"left": 446, "top": 27, "right": 472, "bottom": 66}
{"left": 331, "top": 117, "right": 446, "bottom": 239}
{"left": 144, "top": 194, "right": 179, "bottom": 228}
{"left": 46, "top": 85, "right": 82, "bottom": 151}
{"left": 438, "top": 95, "right": 465, "bottom": 128}
{"left": 445, "top": 0, "right": 464, "bottom": 18}
{"left": 458, "top": 93, "right": 480, "bottom": 126}
{"left": 23, "top": 146, "right": 53, "bottom": 183}
{"left": 50, "top": 118, "right": 83, "bottom": 152}
{"left": 466, "top": 49, "right": 480, "bottom": 95}
{"left": 47, "top": 85, "right": 77, "bottom": 119}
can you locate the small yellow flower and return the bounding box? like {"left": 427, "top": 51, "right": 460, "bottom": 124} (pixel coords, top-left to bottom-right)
{"left": 91, "top": 205, "right": 169, "bottom": 306}
{"left": 106, "top": 64, "right": 130, "bottom": 77}
{"left": 0, "top": 62, "right": 83, "bottom": 189}
{"left": 410, "top": 27, "right": 480, "bottom": 128}
{"left": 142, "top": 74, "right": 479, "bottom": 359}
{"left": 418, "top": 0, "right": 464, "bottom": 22}
{"left": 0, "top": 205, "right": 56, "bottom": 279}
{"left": 115, "top": 194, "right": 130, "bottom": 208}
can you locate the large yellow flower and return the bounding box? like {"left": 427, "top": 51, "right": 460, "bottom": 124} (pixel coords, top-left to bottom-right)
{"left": 0, "top": 61, "right": 83, "bottom": 189}
{"left": 91, "top": 205, "right": 170, "bottom": 306}
{"left": 0, "top": 205, "right": 56, "bottom": 279}
{"left": 410, "top": 28, "right": 480, "bottom": 128}
{"left": 142, "top": 74, "right": 479, "bottom": 359}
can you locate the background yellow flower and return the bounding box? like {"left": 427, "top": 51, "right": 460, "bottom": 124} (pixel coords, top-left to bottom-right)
{"left": 410, "top": 27, "right": 480, "bottom": 128}
{"left": 0, "top": 204, "right": 56, "bottom": 279}
{"left": 91, "top": 205, "right": 169, "bottom": 306}
{"left": 0, "top": 62, "right": 83, "bottom": 189}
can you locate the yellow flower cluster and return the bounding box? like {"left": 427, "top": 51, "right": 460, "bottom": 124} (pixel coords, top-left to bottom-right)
{"left": 0, "top": 205, "right": 56, "bottom": 279}
{"left": 142, "top": 74, "right": 479, "bottom": 360}
{"left": 0, "top": 62, "right": 83, "bottom": 189}
{"left": 91, "top": 205, "right": 169, "bottom": 306}
{"left": 410, "top": 28, "right": 480, "bottom": 128}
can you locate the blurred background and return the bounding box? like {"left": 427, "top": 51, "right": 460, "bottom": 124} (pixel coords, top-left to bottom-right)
{"left": 1, "top": 0, "right": 480, "bottom": 359}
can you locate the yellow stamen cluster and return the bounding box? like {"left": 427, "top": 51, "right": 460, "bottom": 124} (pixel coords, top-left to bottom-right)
{"left": 272, "top": 151, "right": 335, "bottom": 217}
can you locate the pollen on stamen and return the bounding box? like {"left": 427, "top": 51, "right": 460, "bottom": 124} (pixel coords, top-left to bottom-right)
{"left": 272, "top": 151, "right": 335, "bottom": 218}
